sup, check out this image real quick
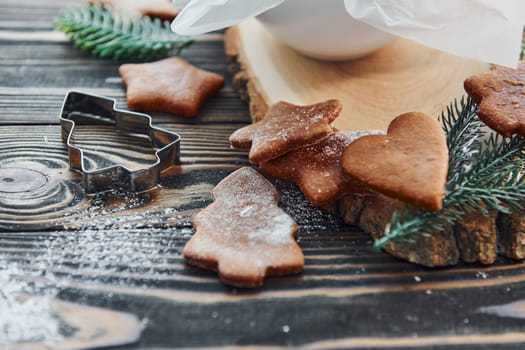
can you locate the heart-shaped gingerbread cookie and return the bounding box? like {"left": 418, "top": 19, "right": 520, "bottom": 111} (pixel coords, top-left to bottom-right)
{"left": 342, "top": 112, "right": 448, "bottom": 211}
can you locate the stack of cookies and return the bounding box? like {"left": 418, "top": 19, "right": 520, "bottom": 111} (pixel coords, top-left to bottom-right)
{"left": 227, "top": 61, "right": 525, "bottom": 269}
{"left": 225, "top": 98, "right": 456, "bottom": 268}
{"left": 229, "top": 99, "right": 448, "bottom": 212}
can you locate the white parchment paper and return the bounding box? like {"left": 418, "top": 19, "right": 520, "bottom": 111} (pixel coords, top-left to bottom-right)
{"left": 171, "top": 0, "right": 525, "bottom": 67}
{"left": 344, "top": 0, "right": 525, "bottom": 67}
{"left": 172, "top": 0, "right": 283, "bottom": 36}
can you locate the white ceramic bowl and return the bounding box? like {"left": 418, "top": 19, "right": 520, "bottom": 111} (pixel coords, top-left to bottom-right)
{"left": 257, "top": 0, "right": 394, "bottom": 61}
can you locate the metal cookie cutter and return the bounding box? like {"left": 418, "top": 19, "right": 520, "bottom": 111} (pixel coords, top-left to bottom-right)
{"left": 60, "top": 91, "right": 181, "bottom": 194}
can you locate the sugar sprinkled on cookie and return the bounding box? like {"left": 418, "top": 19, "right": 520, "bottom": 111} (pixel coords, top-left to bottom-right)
{"left": 342, "top": 112, "right": 448, "bottom": 211}
{"left": 183, "top": 167, "right": 304, "bottom": 287}
{"left": 119, "top": 57, "right": 224, "bottom": 117}
{"left": 260, "top": 130, "right": 381, "bottom": 205}
{"left": 229, "top": 100, "right": 342, "bottom": 163}
{"left": 464, "top": 62, "right": 525, "bottom": 137}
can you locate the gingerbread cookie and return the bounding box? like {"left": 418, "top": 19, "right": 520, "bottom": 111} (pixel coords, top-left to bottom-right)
{"left": 119, "top": 57, "right": 224, "bottom": 116}
{"left": 229, "top": 100, "right": 342, "bottom": 163}
{"left": 183, "top": 167, "right": 304, "bottom": 287}
{"left": 88, "top": 0, "right": 180, "bottom": 20}
{"left": 342, "top": 112, "right": 448, "bottom": 211}
{"left": 260, "top": 130, "right": 381, "bottom": 205}
{"left": 464, "top": 62, "right": 525, "bottom": 137}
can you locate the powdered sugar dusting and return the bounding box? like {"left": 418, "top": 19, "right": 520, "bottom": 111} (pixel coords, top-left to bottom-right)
{"left": 239, "top": 100, "right": 342, "bottom": 162}
{"left": 214, "top": 167, "right": 278, "bottom": 204}
{"left": 0, "top": 265, "right": 62, "bottom": 344}
{"left": 193, "top": 168, "right": 298, "bottom": 247}
{"left": 320, "top": 130, "right": 383, "bottom": 160}
{"left": 196, "top": 199, "right": 296, "bottom": 246}
{"left": 239, "top": 204, "right": 256, "bottom": 217}
{"left": 0, "top": 224, "right": 189, "bottom": 345}
{"left": 186, "top": 168, "right": 303, "bottom": 286}
{"left": 246, "top": 211, "right": 296, "bottom": 245}
{"left": 271, "top": 177, "right": 345, "bottom": 234}
{"left": 341, "top": 130, "right": 384, "bottom": 144}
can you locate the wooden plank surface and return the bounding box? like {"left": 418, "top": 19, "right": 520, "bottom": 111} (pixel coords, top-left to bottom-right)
{"left": 2, "top": 1, "right": 525, "bottom": 349}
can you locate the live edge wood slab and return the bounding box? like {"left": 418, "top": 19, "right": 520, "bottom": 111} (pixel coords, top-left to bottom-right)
{"left": 225, "top": 19, "right": 525, "bottom": 267}
{"left": 3, "top": 1, "right": 525, "bottom": 349}
{"left": 224, "top": 18, "right": 491, "bottom": 131}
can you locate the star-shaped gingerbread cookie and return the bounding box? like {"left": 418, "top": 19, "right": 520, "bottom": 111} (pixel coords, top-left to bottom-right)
{"left": 229, "top": 99, "right": 342, "bottom": 163}
{"left": 260, "top": 130, "right": 380, "bottom": 205}
{"left": 119, "top": 57, "right": 224, "bottom": 117}
{"left": 88, "top": 0, "right": 180, "bottom": 20}
{"left": 464, "top": 61, "right": 525, "bottom": 137}
{"left": 183, "top": 167, "right": 304, "bottom": 287}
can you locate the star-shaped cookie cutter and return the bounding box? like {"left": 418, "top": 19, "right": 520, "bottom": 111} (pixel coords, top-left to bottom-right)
{"left": 59, "top": 91, "right": 181, "bottom": 194}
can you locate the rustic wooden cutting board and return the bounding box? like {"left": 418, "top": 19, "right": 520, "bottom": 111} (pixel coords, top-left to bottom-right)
{"left": 225, "top": 18, "right": 491, "bottom": 131}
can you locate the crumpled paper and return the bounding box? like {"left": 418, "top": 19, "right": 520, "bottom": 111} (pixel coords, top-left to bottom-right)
{"left": 171, "top": 0, "right": 525, "bottom": 67}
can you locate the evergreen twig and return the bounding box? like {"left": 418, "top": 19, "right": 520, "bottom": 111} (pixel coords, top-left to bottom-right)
{"left": 54, "top": 5, "right": 193, "bottom": 61}
{"left": 375, "top": 97, "right": 525, "bottom": 249}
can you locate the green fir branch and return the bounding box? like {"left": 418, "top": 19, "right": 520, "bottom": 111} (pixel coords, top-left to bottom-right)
{"left": 54, "top": 5, "right": 193, "bottom": 61}
{"left": 441, "top": 97, "right": 484, "bottom": 183}
{"left": 375, "top": 97, "right": 525, "bottom": 249}
{"left": 521, "top": 29, "right": 525, "bottom": 60}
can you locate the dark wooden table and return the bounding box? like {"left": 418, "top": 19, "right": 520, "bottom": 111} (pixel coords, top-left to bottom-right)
{"left": 2, "top": 1, "right": 525, "bottom": 349}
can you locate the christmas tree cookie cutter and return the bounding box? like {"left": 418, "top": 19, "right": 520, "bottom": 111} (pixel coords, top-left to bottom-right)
{"left": 59, "top": 90, "right": 181, "bottom": 194}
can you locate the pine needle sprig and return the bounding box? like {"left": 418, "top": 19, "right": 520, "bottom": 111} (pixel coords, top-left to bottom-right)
{"left": 445, "top": 133, "right": 525, "bottom": 215}
{"left": 374, "top": 97, "right": 525, "bottom": 250}
{"left": 54, "top": 5, "right": 193, "bottom": 61}
{"left": 441, "top": 97, "right": 484, "bottom": 185}
{"left": 521, "top": 30, "right": 525, "bottom": 60}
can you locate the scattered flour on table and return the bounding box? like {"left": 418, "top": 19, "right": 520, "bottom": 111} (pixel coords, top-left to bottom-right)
{"left": 0, "top": 262, "right": 62, "bottom": 344}
{"left": 0, "top": 223, "right": 192, "bottom": 344}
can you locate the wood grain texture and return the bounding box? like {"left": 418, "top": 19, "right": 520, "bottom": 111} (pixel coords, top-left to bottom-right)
{"left": 225, "top": 19, "right": 491, "bottom": 131}
{"left": 0, "top": 124, "right": 248, "bottom": 230}
{"left": 2, "top": 1, "right": 525, "bottom": 349}
{"left": 0, "top": 34, "right": 247, "bottom": 124}
{"left": 4, "top": 227, "right": 525, "bottom": 349}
